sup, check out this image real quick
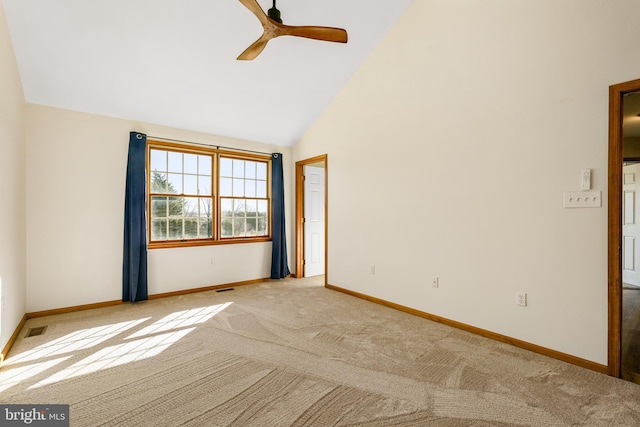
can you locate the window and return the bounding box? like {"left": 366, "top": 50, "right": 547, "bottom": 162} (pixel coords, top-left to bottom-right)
{"left": 219, "top": 157, "right": 269, "bottom": 238}
{"left": 147, "top": 141, "right": 270, "bottom": 248}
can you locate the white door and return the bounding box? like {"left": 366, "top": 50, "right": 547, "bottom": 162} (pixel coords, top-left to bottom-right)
{"left": 623, "top": 163, "right": 640, "bottom": 286}
{"left": 304, "top": 165, "right": 325, "bottom": 277}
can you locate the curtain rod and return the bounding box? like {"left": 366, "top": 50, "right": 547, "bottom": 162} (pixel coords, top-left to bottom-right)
{"left": 146, "top": 135, "right": 273, "bottom": 156}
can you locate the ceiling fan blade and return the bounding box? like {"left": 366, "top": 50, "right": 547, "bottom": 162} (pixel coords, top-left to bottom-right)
{"left": 283, "top": 25, "right": 348, "bottom": 43}
{"left": 236, "top": 0, "right": 348, "bottom": 60}
{"left": 237, "top": 36, "right": 270, "bottom": 60}
{"left": 238, "top": 0, "right": 270, "bottom": 26}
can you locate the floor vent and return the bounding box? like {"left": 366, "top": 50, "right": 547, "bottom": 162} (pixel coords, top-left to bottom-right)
{"left": 25, "top": 326, "right": 47, "bottom": 338}
{"left": 216, "top": 288, "right": 235, "bottom": 293}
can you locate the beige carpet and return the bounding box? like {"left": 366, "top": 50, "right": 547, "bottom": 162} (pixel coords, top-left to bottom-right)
{"left": 1, "top": 276, "right": 640, "bottom": 426}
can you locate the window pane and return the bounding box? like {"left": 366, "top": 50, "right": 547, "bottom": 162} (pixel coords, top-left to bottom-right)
{"left": 184, "top": 175, "right": 197, "bottom": 195}
{"left": 168, "top": 196, "right": 184, "bottom": 216}
{"left": 198, "top": 176, "right": 211, "bottom": 196}
{"left": 258, "top": 216, "right": 267, "bottom": 235}
{"left": 151, "top": 197, "right": 167, "bottom": 217}
{"left": 245, "top": 218, "right": 257, "bottom": 236}
{"left": 246, "top": 199, "right": 257, "bottom": 215}
{"left": 221, "top": 217, "right": 232, "bottom": 237}
{"left": 257, "top": 162, "right": 267, "bottom": 180}
{"left": 199, "top": 198, "right": 213, "bottom": 219}
{"left": 169, "top": 219, "right": 182, "bottom": 240}
{"left": 151, "top": 172, "right": 168, "bottom": 193}
{"left": 256, "top": 180, "right": 267, "bottom": 198}
{"left": 184, "top": 218, "right": 198, "bottom": 239}
{"left": 183, "top": 197, "right": 198, "bottom": 217}
{"left": 168, "top": 152, "right": 182, "bottom": 173}
{"left": 232, "top": 178, "right": 244, "bottom": 197}
{"left": 234, "top": 217, "right": 245, "bottom": 236}
{"left": 234, "top": 199, "right": 246, "bottom": 216}
{"left": 221, "top": 198, "right": 233, "bottom": 216}
{"left": 167, "top": 173, "right": 182, "bottom": 194}
{"left": 245, "top": 180, "right": 256, "bottom": 197}
{"left": 150, "top": 150, "right": 167, "bottom": 172}
{"left": 184, "top": 154, "right": 198, "bottom": 174}
{"left": 233, "top": 159, "right": 245, "bottom": 178}
{"left": 151, "top": 219, "right": 167, "bottom": 240}
{"left": 199, "top": 155, "right": 211, "bottom": 175}
{"left": 257, "top": 200, "right": 268, "bottom": 216}
{"left": 220, "top": 177, "right": 232, "bottom": 197}
{"left": 245, "top": 161, "right": 256, "bottom": 179}
{"left": 199, "top": 218, "right": 213, "bottom": 238}
{"left": 220, "top": 157, "right": 232, "bottom": 177}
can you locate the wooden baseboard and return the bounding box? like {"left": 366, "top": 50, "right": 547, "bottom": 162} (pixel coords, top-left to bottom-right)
{"left": 1, "top": 314, "right": 27, "bottom": 366}
{"left": 27, "top": 278, "right": 273, "bottom": 317}
{"left": 0, "top": 278, "right": 272, "bottom": 365}
{"left": 148, "top": 277, "right": 270, "bottom": 300}
{"left": 326, "top": 283, "right": 608, "bottom": 375}
{"left": 27, "top": 299, "right": 124, "bottom": 319}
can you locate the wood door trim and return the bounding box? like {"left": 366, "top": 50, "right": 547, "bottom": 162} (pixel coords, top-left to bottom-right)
{"left": 295, "top": 155, "right": 328, "bottom": 282}
{"left": 608, "top": 78, "right": 640, "bottom": 377}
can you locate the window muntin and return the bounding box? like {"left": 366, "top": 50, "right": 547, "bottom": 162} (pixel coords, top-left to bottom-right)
{"left": 147, "top": 143, "right": 270, "bottom": 247}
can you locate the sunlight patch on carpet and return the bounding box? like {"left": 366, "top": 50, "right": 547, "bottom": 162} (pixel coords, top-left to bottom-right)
{"left": 127, "top": 302, "right": 233, "bottom": 339}
{"left": 30, "top": 328, "right": 195, "bottom": 389}
{"left": 0, "top": 357, "right": 71, "bottom": 392}
{"left": 7, "top": 318, "right": 151, "bottom": 365}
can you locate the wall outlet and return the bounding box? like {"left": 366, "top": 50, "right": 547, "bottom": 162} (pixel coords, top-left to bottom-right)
{"left": 581, "top": 169, "right": 592, "bottom": 190}
{"left": 432, "top": 276, "right": 439, "bottom": 288}
{"left": 210, "top": 257, "right": 215, "bottom": 266}
{"left": 516, "top": 291, "right": 527, "bottom": 307}
{"left": 370, "top": 265, "right": 376, "bottom": 275}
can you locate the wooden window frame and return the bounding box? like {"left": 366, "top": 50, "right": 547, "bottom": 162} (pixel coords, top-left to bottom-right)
{"left": 147, "top": 140, "right": 272, "bottom": 249}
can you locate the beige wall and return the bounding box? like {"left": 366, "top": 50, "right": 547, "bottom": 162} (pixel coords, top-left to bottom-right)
{"left": 25, "top": 105, "right": 293, "bottom": 312}
{"left": 0, "top": 0, "right": 26, "bottom": 352}
{"left": 295, "top": 0, "right": 640, "bottom": 365}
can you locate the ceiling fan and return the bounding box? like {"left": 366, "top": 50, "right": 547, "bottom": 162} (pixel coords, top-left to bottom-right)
{"left": 237, "top": 0, "right": 348, "bottom": 60}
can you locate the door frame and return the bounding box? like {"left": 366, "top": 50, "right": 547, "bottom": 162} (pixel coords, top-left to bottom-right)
{"left": 295, "top": 155, "right": 328, "bottom": 283}
{"left": 608, "top": 78, "right": 640, "bottom": 377}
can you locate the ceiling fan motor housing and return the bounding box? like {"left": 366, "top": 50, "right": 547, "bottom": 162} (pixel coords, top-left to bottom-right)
{"left": 268, "top": 6, "right": 282, "bottom": 23}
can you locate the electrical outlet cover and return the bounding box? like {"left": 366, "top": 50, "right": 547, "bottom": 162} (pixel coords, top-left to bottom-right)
{"left": 516, "top": 292, "right": 527, "bottom": 307}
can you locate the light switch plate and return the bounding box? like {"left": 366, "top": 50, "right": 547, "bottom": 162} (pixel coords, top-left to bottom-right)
{"left": 563, "top": 191, "right": 601, "bottom": 208}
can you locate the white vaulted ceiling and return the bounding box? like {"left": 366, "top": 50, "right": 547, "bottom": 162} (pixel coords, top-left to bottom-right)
{"left": 2, "top": 0, "right": 413, "bottom": 146}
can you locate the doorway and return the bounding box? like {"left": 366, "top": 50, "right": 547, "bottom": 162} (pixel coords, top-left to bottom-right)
{"left": 608, "top": 78, "right": 640, "bottom": 383}
{"left": 622, "top": 160, "right": 640, "bottom": 383}
{"left": 295, "top": 155, "right": 327, "bottom": 281}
